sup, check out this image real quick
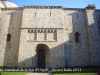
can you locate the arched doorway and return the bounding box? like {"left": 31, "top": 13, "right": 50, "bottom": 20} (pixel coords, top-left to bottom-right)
{"left": 38, "top": 49, "right": 45, "bottom": 69}
{"left": 34, "top": 44, "right": 50, "bottom": 68}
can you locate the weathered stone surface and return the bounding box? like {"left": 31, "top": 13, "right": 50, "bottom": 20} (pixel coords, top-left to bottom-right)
{"left": 0, "top": 2, "right": 100, "bottom": 68}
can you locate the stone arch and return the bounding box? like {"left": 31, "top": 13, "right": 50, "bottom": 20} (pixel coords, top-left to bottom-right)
{"left": 33, "top": 44, "right": 50, "bottom": 68}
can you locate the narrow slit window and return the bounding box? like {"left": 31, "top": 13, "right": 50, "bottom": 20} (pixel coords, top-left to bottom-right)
{"left": 50, "top": 12, "right": 51, "bottom": 16}
{"left": 35, "top": 12, "right": 36, "bottom": 16}
{"left": 7, "top": 34, "right": 11, "bottom": 42}
{"left": 11, "top": 13, "right": 13, "bottom": 18}
{"left": 75, "top": 32, "right": 81, "bottom": 43}
{"left": 77, "top": 14, "right": 78, "bottom": 18}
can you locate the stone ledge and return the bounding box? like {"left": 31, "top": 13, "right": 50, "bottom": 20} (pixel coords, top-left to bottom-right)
{"left": 63, "top": 8, "right": 84, "bottom": 11}
{"left": 21, "top": 28, "right": 63, "bottom": 30}
{"left": 1, "top": 7, "right": 23, "bottom": 10}
{"left": 27, "top": 40, "right": 57, "bottom": 42}
{"left": 23, "top": 6, "right": 62, "bottom": 9}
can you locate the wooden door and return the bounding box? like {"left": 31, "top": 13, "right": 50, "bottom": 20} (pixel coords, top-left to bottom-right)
{"left": 38, "top": 49, "right": 45, "bottom": 69}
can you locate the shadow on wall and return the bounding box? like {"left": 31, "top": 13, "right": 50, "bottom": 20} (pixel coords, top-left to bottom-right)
{"left": 86, "top": 10, "right": 100, "bottom": 66}
{"left": 18, "top": 43, "right": 65, "bottom": 68}
{"left": 68, "top": 11, "right": 92, "bottom": 67}
{"left": 18, "top": 44, "right": 50, "bottom": 69}
{"left": 3, "top": 9, "right": 22, "bottom": 67}
{"left": 68, "top": 9, "right": 100, "bottom": 68}
{"left": 3, "top": 9, "right": 100, "bottom": 69}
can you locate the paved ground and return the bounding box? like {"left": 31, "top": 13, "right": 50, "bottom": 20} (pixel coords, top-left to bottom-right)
{"left": 25, "top": 72, "right": 52, "bottom": 75}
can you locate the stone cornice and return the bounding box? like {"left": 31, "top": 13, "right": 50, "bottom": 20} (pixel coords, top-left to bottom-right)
{"left": 27, "top": 40, "right": 57, "bottom": 42}
{"left": 21, "top": 28, "right": 63, "bottom": 30}
{"left": 28, "top": 29, "right": 57, "bottom": 33}
{"left": 1, "top": 7, "right": 23, "bottom": 10}
{"left": 23, "top": 6, "right": 62, "bottom": 9}
{"left": 1, "top": 6, "right": 99, "bottom": 11}
{"left": 84, "top": 8, "right": 96, "bottom": 10}
{"left": 62, "top": 8, "right": 84, "bottom": 11}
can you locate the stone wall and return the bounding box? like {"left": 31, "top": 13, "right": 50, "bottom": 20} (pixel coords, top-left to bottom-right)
{"left": 0, "top": 8, "right": 23, "bottom": 67}
{"left": 18, "top": 7, "right": 65, "bottom": 68}
{"left": 85, "top": 9, "right": 100, "bottom": 66}
{"left": 63, "top": 9, "right": 91, "bottom": 67}
{"left": 0, "top": 6, "right": 100, "bottom": 68}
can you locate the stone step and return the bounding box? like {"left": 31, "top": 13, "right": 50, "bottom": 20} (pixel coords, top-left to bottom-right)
{"left": 25, "top": 72, "right": 52, "bottom": 75}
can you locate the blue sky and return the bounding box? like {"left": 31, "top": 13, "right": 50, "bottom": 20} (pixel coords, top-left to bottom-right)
{"left": 9, "top": 0, "right": 100, "bottom": 9}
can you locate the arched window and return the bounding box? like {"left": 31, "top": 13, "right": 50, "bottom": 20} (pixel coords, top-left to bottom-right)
{"left": 75, "top": 32, "right": 81, "bottom": 43}
{"left": 11, "top": 13, "right": 13, "bottom": 18}
{"left": 7, "top": 34, "right": 11, "bottom": 42}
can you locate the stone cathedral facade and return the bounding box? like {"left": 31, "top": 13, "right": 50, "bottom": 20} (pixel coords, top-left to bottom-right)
{"left": 0, "top": 1, "right": 100, "bottom": 68}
